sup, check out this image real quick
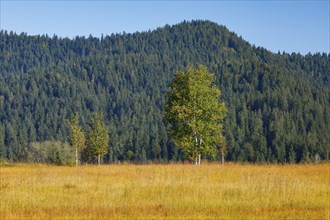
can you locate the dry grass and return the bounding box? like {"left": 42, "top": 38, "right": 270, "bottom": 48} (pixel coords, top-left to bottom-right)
{"left": 0, "top": 163, "right": 329, "bottom": 219}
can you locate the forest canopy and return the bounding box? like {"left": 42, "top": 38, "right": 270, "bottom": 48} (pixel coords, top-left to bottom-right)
{"left": 0, "top": 20, "right": 329, "bottom": 163}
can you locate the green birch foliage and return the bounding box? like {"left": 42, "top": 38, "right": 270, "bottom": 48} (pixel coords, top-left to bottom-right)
{"left": 88, "top": 112, "right": 109, "bottom": 165}
{"left": 68, "top": 113, "right": 86, "bottom": 165}
{"left": 165, "top": 65, "right": 227, "bottom": 161}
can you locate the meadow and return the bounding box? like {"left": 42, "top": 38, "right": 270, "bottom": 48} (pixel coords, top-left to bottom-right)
{"left": 0, "top": 163, "right": 329, "bottom": 219}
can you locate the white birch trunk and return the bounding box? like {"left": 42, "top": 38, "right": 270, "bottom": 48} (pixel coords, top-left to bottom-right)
{"left": 75, "top": 148, "right": 78, "bottom": 167}
{"left": 98, "top": 154, "right": 101, "bottom": 166}
{"left": 198, "top": 136, "right": 202, "bottom": 166}
{"left": 194, "top": 132, "right": 198, "bottom": 165}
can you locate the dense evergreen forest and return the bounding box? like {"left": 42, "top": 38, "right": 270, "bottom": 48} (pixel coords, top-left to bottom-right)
{"left": 0, "top": 20, "right": 329, "bottom": 164}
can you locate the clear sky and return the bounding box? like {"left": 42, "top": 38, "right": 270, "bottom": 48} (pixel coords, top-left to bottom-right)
{"left": 1, "top": 1, "right": 329, "bottom": 55}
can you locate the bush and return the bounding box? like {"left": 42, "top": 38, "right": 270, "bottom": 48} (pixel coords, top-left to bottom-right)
{"left": 27, "top": 141, "right": 74, "bottom": 165}
{"left": 0, "top": 157, "right": 11, "bottom": 166}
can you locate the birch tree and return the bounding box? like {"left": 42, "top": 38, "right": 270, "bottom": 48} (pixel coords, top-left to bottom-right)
{"left": 164, "top": 65, "right": 227, "bottom": 165}
{"left": 68, "top": 113, "right": 85, "bottom": 166}
{"left": 87, "top": 112, "right": 109, "bottom": 166}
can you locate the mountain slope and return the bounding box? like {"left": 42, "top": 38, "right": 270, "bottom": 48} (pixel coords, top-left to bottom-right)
{"left": 0, "top": 20, "right": 329, "bottom": 163}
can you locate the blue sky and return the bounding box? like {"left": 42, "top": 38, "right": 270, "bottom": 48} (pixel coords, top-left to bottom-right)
{"left": 1, "top": 1, "right": 329, "bottom": 55}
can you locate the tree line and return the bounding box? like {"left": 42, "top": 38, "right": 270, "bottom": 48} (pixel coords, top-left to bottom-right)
{"left": 0, "top": 20, "right": 329, "bottom": 164}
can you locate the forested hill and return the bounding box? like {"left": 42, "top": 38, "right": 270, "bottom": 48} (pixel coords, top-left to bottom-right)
{"left": 0, "top": 20, "right": 329, "bottom": 163}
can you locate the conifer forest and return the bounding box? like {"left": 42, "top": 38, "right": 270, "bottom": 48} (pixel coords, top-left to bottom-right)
{"left": 0, "top": 20, "right": 329, "bottom": 164}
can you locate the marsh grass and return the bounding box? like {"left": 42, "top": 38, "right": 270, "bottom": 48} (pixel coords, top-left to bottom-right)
{"left": 0, "top": 164, "right": 329, "bottom": 219}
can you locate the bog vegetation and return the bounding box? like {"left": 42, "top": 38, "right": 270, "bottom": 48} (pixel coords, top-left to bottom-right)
{"left": 0, "top": 164, "right": 328, "bottom": 219}
{"left": 0, "top": 20, "right": 329, "bottom": 164}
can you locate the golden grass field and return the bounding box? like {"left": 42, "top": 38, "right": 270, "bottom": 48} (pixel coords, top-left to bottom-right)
{"left": 0, "top": 163, "right": 329, "bottom": 219}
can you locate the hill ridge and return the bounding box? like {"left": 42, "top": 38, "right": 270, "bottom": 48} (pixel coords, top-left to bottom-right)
{"left": 0, "top": 20, "right": 329, "bottom": 163}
